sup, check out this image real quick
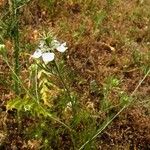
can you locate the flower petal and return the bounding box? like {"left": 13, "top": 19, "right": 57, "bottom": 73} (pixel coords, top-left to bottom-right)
{"left": 62, "top": 42, "right": 67, "bottom": 47}
{"left": 32, "top": 49, "right": 42, "bottom": 58}
{"left": 42, "top": 52, "right": 55, "bottom": 63}
{"left": 56, "top": 43, "right": 68, "bottom": 53}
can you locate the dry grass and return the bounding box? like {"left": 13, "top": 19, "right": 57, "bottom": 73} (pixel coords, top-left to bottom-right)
{"left": 0, "top": 0, "right": 150, "bottom": 149}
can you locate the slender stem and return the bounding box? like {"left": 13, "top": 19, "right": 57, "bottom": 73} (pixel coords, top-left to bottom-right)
{"left": 54, "top": 61, "right": 75, "bottom": 108}
{"left": 79, "top": 68, "right": 150, "bottom": 150}
{"left": 35, "top": 64, "right": 39, "bottom": 103}
{"left": 79, "top": 106, "right": 126, "bottom": 150}
{"left": 53, "top": 61, "right": 76, "bottom": 150}
{"left": 11, "top": 0, "right": 20, "bottom": 94}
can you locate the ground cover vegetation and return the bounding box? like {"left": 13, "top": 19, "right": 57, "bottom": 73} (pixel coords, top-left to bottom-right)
{"left": 0, "top": 0, "right": 150, "bottom": 149}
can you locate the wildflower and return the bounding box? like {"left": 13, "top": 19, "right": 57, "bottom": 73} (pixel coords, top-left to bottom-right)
{"left": 31, "top": 39, "right": 68, "bottom": 63}
{"left": 32, "top": 49, "right": 55, "bottom": 63}
{"left": 56, "top": 42, "right": 68, "bottom": 53}
{"left": 32, "top": 49, "right": 42, "bottom": 58}
{"left": 41, "top": 52, "right": 55, "bottom": 64}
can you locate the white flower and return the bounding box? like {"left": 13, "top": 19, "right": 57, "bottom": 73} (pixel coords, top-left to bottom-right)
{"left": 32, "top": 49, "right": 55, "bottom": 64}
{"left": 41, "top": 52, "right": 55, "bottom": 63}
{"left": 56, "top": 42, "right": 68, "bottom": 53}
{"left": 32, "top": 39, "right": 68, "bottom": 64}
{"left": 32, "top": 49, "right": 42, "bottom": 58}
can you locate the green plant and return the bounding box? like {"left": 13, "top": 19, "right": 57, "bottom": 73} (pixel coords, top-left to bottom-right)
{"left": 79, "top": 69, "right": 150, "bottom": 150}
{"left": 72, "top": 23, "right": 86, "bottom": 41}
{"left": 101, "top": 76, "right": 120, "bottom": 111}
{"left": 92, "top": 10, "right": 107, "bottom": 34}
{"left": 4, "top": 32, "right": 78, "bottom": 149}
{"left": 8, "top": 0, "right": 20, "bottom": 94}
{"left": 0, "top": 0, "right": 31, "bottom": 94}
{"left": 1, "top": 1, "right": 150, "bottom": 149}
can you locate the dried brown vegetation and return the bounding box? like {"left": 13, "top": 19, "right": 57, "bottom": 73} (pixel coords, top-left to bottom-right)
{"left": 0, "top": 0, "right": 150, "bottom": 149}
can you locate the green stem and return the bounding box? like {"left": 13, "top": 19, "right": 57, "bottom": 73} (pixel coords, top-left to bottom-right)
{"left": 35, "top": 64, "right": 39, "bottom": 103}
{"left": 53, "top": 61, "right": 76, "bottom": 150}
{"left": 54, "top": 61, "right": 76, "bottom": 112}
{"left": 79, "top": 68, "right": 150, "bottom": 150}
{"left": 11, "top": 0, "right": 20, "bottom": 94}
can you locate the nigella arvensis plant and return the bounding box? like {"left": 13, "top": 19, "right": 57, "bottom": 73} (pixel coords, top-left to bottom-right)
{"left": 31, "top": 36, "right": 76, "bottom": 115}
{"left": 32, "top": 39, "right": 68, "bottom": 64}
